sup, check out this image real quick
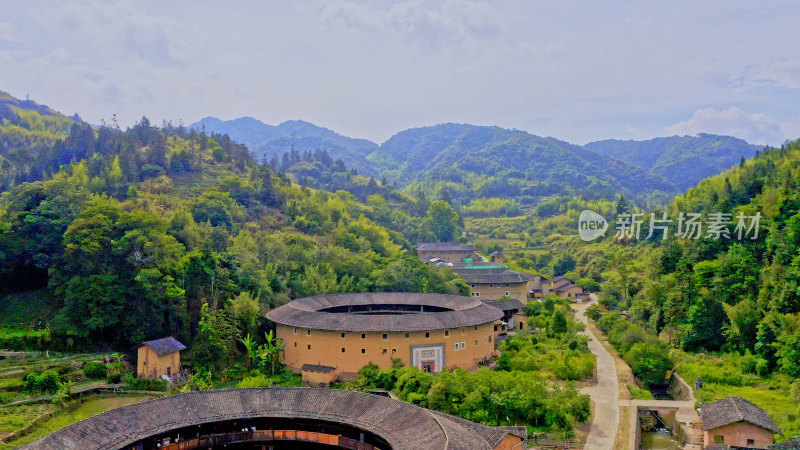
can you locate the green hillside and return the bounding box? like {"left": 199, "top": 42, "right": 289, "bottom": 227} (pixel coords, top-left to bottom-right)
{"left": 0, "top": 91, "right": 79, "bottom": 191}
{"left": 585, "top": 133, "right": 762, "bottom": 191}
{"left": 373, "top": 123, "right": 678, "bottom": 206}
{"left": 191, "top": 116, "right": 378, "bottom": 175}
{"left": 0, "top": 97, "right": 468, "bottom": 352}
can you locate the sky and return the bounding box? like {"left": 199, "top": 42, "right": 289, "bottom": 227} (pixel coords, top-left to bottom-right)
{"left": 1, "top": 0, "right": 799, "bottom": 146}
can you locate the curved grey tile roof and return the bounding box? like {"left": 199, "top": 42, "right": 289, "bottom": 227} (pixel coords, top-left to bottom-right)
{"left": 267, "top": 293, "right": 503, "bottom": 332}
{"left": 701, "top": 396, "right": 782, "bottom": 434}
{"left": 23, "top": 388, "right": 523, "bottom": 450}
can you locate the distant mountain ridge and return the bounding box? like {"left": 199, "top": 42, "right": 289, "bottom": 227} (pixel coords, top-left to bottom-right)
{"left": 584, "top": 134, "right": 762, "bottom": 191}
{"left": 191, "top": 116, "right": 378, "bottom": 174}
{"left": 192, "top": 116, "right": 763, "bottom": 203}
{"left": 370, "top": 123, "right": 677, "bottom": 204}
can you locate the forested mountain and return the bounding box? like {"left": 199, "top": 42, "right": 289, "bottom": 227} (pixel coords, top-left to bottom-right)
{"left": 0, "top": 90, "right": 81, "bottom": 190}
{"left": 192, "top": 117, "right": 766, "bottom": 210}
{"left": 0, "top": 93, "right": 467, "bottom": 353}
{"left": 190, "top": 116, "right": 378, "bottom": 175}
{"left": 585, "top": 133, "right": 762, "bottom": 191}
{"left": 373, "top": 123, "right": 678, "bottom": 206}
{"left": 591, "top": 140, "right": 800, "bottom": 378}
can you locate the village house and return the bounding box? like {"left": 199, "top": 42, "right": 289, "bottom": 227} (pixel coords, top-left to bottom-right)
{"left": 300, "top": 364, "right": 337, "bottom": 386}
{"left": 489, "top": 250, "right": 504, "bottom": 263}
{"left": 484, "top": 299, "right": 526, "bottom": 332}
{"left": 530, "top": 276, "right": 551, "bottom": 298}
{"left": 551, "top": 276, "right": 588, "bottom": 301}
{"left": 437, "top": 261, "right": 536, "bottom": 301}
{"left": 416, "top": 242, "right": 479, "bottom": 263}
{"left": 700, "top": 396, "right": 782, "bottom": 449}
{"left": 137, "top": 337, "right": 186, "bottom": 379}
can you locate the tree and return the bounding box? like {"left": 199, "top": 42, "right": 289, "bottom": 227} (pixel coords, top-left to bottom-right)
{"left": 552, "top": 254, "right": 576, "bottom": 276}
{"left": 192, "top": 303, "right": 238, "bottom": 373}
{"left": 255, "top": 330, "right": 285, "bottom": 376}
{"left": 425, "top": 200, "right": 460, "bottom": 241}
{"left": 682, "top": 296, "right": 726, "bottom": 351}
{"left": 777, "top": 326, "right": 800, "bottom": 377}
{"left": 722, "top": 299, "right": 760, "bottom": 352}
{"left": 549, "top": 310, "right": 568, "bottom": 336}
{"left": 616, "top": 195, "right": 630, "bottom": 215}
{"left": 147, "top": 133, "right": 168, "bottom": 168}
{"left": 626, "top": 342, "right": 672, "bottom": 388}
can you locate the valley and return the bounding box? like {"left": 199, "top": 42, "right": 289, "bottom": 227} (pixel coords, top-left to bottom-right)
{"left": 0, "top": 90, "right": 797, "bottom": 449}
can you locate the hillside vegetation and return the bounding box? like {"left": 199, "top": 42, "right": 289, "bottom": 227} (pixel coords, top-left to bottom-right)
{"left": 0, "top": 104, "right": 469, "bottom": 356}
{"left": 198, "top": 117, "right": 765, "bottom": 211}
{"left": 585, "top": 133, "right": 761, "bottom": 191}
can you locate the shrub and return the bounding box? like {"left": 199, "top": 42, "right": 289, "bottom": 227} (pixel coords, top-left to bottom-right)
{"left": 23, "top": 370, "right": 60, "bottom": 394}
{"left": 626, "top": 342, "right": 673, "bottom": 388}
{"left": 585, "top": 304, "right": 603, "bottom": 321}
{"left": 126, "top": 376, "right": 168, "bottom": 391}
{"left": 106, "top": 359, "right": 129, "bottom": 383}
{"left": 83, "top": 362, "right": 108, "bottom": 379}
{"left": 237, "top": 374, "right": 273, "bottom": 388}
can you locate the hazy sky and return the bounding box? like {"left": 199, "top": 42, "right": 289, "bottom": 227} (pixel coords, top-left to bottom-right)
{"left": 2, "top": 1, "right": 799, "bottom": 145}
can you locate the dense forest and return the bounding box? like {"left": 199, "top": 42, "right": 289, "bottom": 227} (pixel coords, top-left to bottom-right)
{"left": 0, "top": 95, "right": 471, "bottom": 356}
{"left": 585, "top": 133, "right": 761, "bottom": 191}
{"left": 199, "top": 118, "right": 765, "bottom": 211}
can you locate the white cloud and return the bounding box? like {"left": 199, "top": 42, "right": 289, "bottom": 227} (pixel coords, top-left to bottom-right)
{"left": 317, "top": 0, "right": 501, "bottom": 45}
{"left": 664, "top": 107, "right": 786, "bottom": 145}
{"left": 3, "top": 1, "right": 800, "bottom": 145}
{"left": 730, "top": 59, "right": 800, "bottom": 90}
{"left": 625, "top": 125, "right": 644, "bottom": 138}
{"left": 0, "top": 22, "right": 20, "bottom": 43}
{"left": 780, "top": 116, "right": 800, "bottom": 142}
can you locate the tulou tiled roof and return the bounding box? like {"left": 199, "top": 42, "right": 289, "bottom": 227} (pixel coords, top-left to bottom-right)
{"left": 460, "top": 271, "right": 535, "bottom": 284}
{"left": 416, "top": 242, "right": 476, "bottom": 251}
{"left": 483, "top": 299, "right": 526, "bottom": 311}
{"left": 701, "top": 396, "right": 782, "bottom": 434}
{"left": 140, "top": 337, "right": 186, "bottom": 355}
{"left": 442, "top": 263, "right": 535, "bottom": 285}
{"left": 267, "top": 293, "right": 503, "bottom": 332}
{"left": 23, "top": 388, "right": 525, "bottom": 450}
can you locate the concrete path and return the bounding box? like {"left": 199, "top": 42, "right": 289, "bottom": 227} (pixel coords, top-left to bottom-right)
{"left": 573, "top": 297, "right": 619, "bottom": 450}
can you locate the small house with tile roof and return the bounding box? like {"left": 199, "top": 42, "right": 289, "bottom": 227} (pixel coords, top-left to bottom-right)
{"left": 701, "top": 396, "right": 782, "bottom": 449}
{"left": 416, "top": 242, "right": 478, "bottom": 263}
{"left": 489, "top": 251, "right": 505, "bottom": 264}
{"left": 137, "top": 337, "right": 186, "bottom": 379}
{"left": 300, "top": 363, "right": 337, "bottom": 386}
{"left": 551, "top": 276, "right": 587, "bottom": 301}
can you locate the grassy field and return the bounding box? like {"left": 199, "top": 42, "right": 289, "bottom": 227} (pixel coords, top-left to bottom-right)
{"left": 0, "top": 349, "right": 122, "bottom": 445}
{"left": 0, "top": 403, "right": 53, "bottom": 436}
{"left": 625, "top": 384, "right": 653, "bottom": 400}
{"left": 673, "top": 351, "right": 799, "bottom": 442}
{"left": 1, "top": 396, "right": 152, "bottom": 448}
